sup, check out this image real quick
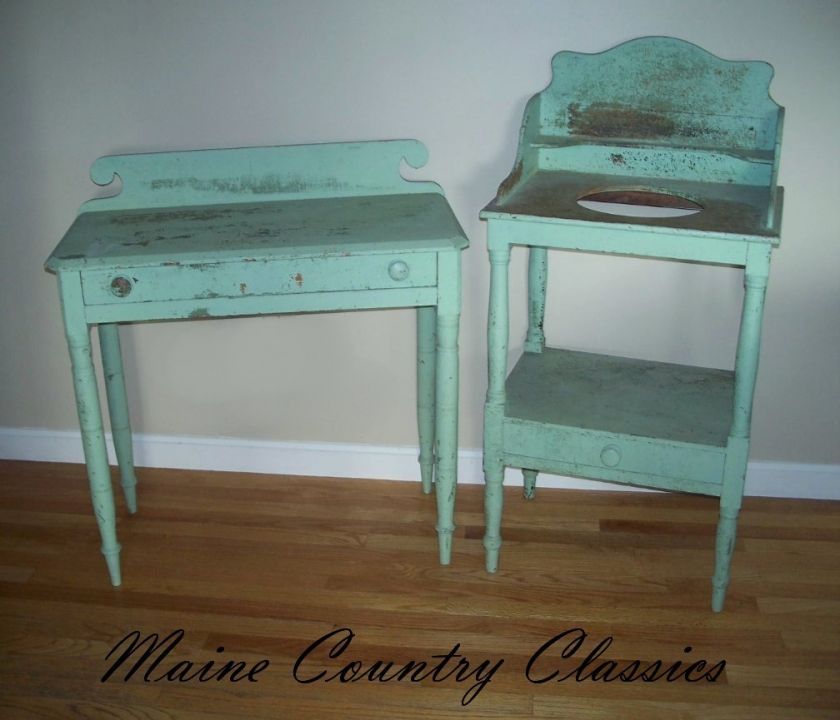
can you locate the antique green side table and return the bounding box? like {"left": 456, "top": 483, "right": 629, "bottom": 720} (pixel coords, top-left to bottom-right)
{"left": 480, "top": 37, "right": 784, "bottom": 611}
{"left": 46, "top": 140, "right": 467, "bottom": 586}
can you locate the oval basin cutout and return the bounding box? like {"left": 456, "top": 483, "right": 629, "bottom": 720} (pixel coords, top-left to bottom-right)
{"left": 577, "top": 189, "right": 702, "bottom": 218}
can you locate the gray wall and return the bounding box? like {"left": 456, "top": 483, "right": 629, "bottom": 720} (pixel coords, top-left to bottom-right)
{"left": 2, "top": 0, "right": 838, "bottom": 463}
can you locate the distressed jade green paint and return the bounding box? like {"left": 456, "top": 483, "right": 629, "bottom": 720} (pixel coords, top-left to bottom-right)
{"left": 480, "top": 37, "right": 783, "bottom": 612}
{"left": 46, "top": 140, "right": 467, "bottom": 586}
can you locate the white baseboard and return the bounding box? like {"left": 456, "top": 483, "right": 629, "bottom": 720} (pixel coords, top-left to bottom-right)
{"left": 1, "top": 427, "right": 838, "bottom": 500}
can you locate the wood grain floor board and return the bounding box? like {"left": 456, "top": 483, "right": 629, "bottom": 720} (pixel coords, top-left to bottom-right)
{"left": 0, "top": 460, "right": 838, "bottom": 719}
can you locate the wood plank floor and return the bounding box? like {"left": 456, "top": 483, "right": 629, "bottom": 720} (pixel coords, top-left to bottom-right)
{"left": 0, "top": 459, "right": 838, "bottom": 719}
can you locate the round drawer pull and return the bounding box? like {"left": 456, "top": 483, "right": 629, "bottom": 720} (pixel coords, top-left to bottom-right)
{"left": 388, "top": 260, "right": 410, "bottom": 281}
{"left": 110, "top": 276, "right": 133, "bottom": 297}
{"left": 600, "top": 444, "right": 622, "bottom": 467}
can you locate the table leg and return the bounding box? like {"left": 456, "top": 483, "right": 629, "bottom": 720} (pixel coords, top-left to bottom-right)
{"left": 417, "top": 306, "right": 436, "bottom": 495}
{"left": 713, "top": 249, "right": 769, "bottom": 611}
{"left": 99, "top": 324, "right": 138, "bottom": 514}
{"left": 522, "top": 469, "right": 538, "bottom": 500}
{"left": 484, "top": 243, "right": 511, "bottom": 573}
{"left": 58, "top": 273, "right": 121, "bottom": 586}
{"left": 524, "top": 246, "right": 547, "bottom": 353}
{"left": 713, "top": 440, "right": 747, "bottom": 612}
{"left": 434, "top": 251, "right": 460, "bottom": 565}
{"left": 519, "top": 246, "right": 547, "bottom": 500}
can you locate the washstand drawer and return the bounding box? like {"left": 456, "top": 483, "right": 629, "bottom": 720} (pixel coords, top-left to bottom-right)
{"left": 81, "top": 252, "right": 437, "bottom": 305}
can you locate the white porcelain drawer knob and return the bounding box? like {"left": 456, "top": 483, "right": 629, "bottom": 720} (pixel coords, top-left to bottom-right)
{"left": 388, "top": 259, "right": 410, "bottom": 281}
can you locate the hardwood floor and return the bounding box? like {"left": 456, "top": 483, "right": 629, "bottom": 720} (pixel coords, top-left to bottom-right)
{"left": 0, "top": 459, "right": 838, "bottom": 719}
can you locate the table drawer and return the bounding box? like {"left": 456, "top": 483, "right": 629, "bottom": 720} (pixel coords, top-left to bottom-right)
{"left": 81, "top": 253, "right": 437, "bottom": 305}
{"left": 503, "top": 419, "right": 726, "bottom": 486}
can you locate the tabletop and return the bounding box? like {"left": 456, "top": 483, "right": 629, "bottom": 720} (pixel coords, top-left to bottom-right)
{"left": 46, "top": 192, "right": 467, "bottom": 272}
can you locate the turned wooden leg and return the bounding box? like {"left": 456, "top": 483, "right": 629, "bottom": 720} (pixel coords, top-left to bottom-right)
{"left": 434, "top": 251, "right": 460, "bottom": 565}
{"left": 524, "top": 246, "right": 547, "bottom": 354}
{"left": 523, "top": 469, "right": 538, "bottom": 500}
{"left": 521, "top": 247, "right": 543, "bottom": 501}
{"left": 713, "top": 249, "right": 769, "bottom": 611}
{"left": 713, "top": 441, "right": 747, "bottom": 612}
{"left": 484, "top": 458, "right": 504, "bottom": 572}
{"left": 483, "top": 242, "right": 511, "bottom": 572}
{"left": 99, "top": 323, "right": 138, "bottom": 514}
{"left": 417, "top": 306, "right": 436, "bottom": 495}
{"left": 58, "top": 273, "right": 121, "bottom": 586}
{"left": 712, "top": 504, "right": 740, "bottom": 612}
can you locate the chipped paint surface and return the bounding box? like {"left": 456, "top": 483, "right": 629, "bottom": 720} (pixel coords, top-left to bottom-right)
{"left": 482, "top": 37, "right": 784, "bottom": 238}
{"left": 76, "top": 141, "right": 445, "bottom": 215}
{"left": 567, "top": 102, "right": 677, "bottom": 139}
{"left": 149, "top": 173, "right": 341, "bottom": 195}
{"left": 46, "top": 192, "right": 467, "bottom": 273}
{"left": 79, "top": 251, "right": 442, "bottom": 306}
{"left": 109, "top": 207, "right": 234, "bottom": 225}
{"left": 480, "top": 38, "right": 783, "bottom": 612}
{"left": 44, "top": 140, "right": 469, "bottom": 588}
